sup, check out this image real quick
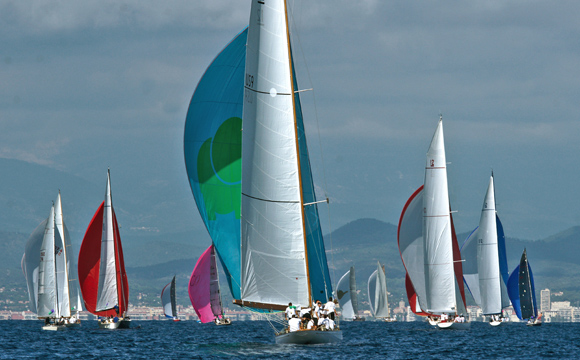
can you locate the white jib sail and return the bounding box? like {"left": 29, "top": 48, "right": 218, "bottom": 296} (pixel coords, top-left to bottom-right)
{"left": 477, "top": 176, "right": 502, "bottom": 315}
{"left": 423, "top": 119, "right": 456, "bottom": 314}
{"left": 96, "top": 171, "right": 119, "bottom": 312}
{"left": 161, "top": 280, "right": 173, "bottom": 318}
{"left": 54, "top": 192, "right": 71, "bottom": 317}
{"left": 374, "top": 262, "right": 390, "bottom": 318}
{"left": 37, "top": 206, "right": 59, "bottom": 318}
{"left": 336, "top": 269, "right": 354, "bottom": 319}
{"left": 240, "top": 0, "right": 309, "bottom": 307}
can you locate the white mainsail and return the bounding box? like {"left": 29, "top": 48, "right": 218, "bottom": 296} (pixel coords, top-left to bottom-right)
{"left": 477, "top": 176, "right": 501, "bottom": 315}
{"left": 37, "top": 206, "right": 59, "bottom": 319}
{"left": 23, "top": 219, "right": 47, "bottom": 314}
{"left": 96, "top": 170, "right": 119, "bottom": 311}
{"left": 368, "top": 262, "right": 390, "bottom": 318}
{"left": 54, "top": 192, "right": 71, "bottom": 318}
{"left": 336, "top": 269, "right": 354, "bottom": 319}
{"left": 423, "top": 119, "right": 456, "bottom": 314}
{"left": 240, "top": 0, "right": 309, "bottom": 308}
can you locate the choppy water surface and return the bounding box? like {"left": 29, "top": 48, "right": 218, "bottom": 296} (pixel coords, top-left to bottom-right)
{"left": 1, "top": 320, "right": 579, "bottom": 359}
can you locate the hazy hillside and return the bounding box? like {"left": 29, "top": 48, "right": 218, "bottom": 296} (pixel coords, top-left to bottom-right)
{"left": 3, "top": 216, "right": 580, "bottom": 311}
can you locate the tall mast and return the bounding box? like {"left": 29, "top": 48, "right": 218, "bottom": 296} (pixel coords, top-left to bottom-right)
{"left": 284, "top": 0, "right": 312, "bottom": 308}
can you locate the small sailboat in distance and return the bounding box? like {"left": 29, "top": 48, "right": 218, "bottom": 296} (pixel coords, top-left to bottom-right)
{"left": 78, "top": 170, "right": 130, "bottom": 329}
{"left": 507, "top": 249, "right": 541, "bottom": 326}
{"left": 368, "top": 262, "right": 396, "bottom": 322}
{"left": 337, "top": 267, "right": 364, "bottom": 321}
{"left": 188, "top": 245, "right": 230, "bottom": 325}
{"left": 398, "top": 117, "right": 469, "bottom": 330}
{"left": 161, "top": 276, "right": 180, "bottom": 321}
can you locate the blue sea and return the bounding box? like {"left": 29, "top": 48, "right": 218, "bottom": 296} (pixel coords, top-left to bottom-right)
{"left": 1, "top": 320, "right": 579, "bottom": 359}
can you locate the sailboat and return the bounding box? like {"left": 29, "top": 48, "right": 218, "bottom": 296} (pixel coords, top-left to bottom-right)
{"left": 507, "top": 249, "right": 541, "bottom": 326}
{"left": 78, "top": 170, "right": 130, "bottom": 329}
{"left": 336, "top": 267, "right": 364, "bottom": 321}
{"left": 188, "top": 245, "right": 231, "bottom": 325}
{"left": 398, "top": 117, "right": 469, "bottom": 330}
{"left": 368, "top": 262, "right": 396, "bottom": 322}
{"left": 23, "top": 192, "right": 83, "bottom": 329}
{"left": 161, "top": 276, "right": 180, "bottom": 321}
{"left": 461, "top": 174, "right": 510, "bottom": 326}
{"left": 184, "top": 0, "right": 342, "bottom": 343}
{"left": 183, "top": 0, "right": 338, "bottom": 344}
{"left": 37, "top": 205, "right": 65, "bottom": 331}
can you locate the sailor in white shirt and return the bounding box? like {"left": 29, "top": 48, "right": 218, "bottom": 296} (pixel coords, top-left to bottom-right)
{"left": 306, "top": 318, "right": 316, "bottom": 330}
{"left": 284, "top": 302, "right": 296, "bottom": 320}
{"left": 324, "top": 297, "right": 337, "bottom": 321}
{"left": 321, "top": 314, "right": 335, "bottom": 330}
{"left": 288, "top": 315, "right": 301, "bottom": 332}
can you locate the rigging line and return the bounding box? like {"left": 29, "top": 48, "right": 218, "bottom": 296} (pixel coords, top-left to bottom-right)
{"left": 242, "top": 192, "right": 299, "bottom": 204}
{"left": 287, "top": 0, "right": 336, "bottom": 296}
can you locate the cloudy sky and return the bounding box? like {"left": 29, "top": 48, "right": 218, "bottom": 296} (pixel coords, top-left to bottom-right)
{"left": 1, "top": 0, "right": 579, "bottom": 242}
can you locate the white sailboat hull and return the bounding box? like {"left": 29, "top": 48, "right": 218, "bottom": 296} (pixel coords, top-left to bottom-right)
{"left": 437, "top": 321, "right": 471, "bottom": 330}
{"left": 42, "top": 324, "right": 66, "bottom": 331}
{"left": 215, "top": 318, "right": 232, "bottom": 326}
{"left": 489, "top": 320, "right": 502, "bottom": 327}
{"left": 275, "top": 330, "right": 343, "bottom": 344}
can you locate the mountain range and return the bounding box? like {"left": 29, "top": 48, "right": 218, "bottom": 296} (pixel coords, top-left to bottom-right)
{"left": 3, "top": 217, "right": 580, "bottom": 310}
{"left": 1, "top": 158, "right": 579, "bottom": 310}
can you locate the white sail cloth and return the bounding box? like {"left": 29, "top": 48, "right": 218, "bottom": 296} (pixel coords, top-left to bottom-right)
{"left": 96, "top": 172, "right": 119, "bottom": 312}
{"left": 368, "top": 262, "right": 390, "bottom": 318}
{"left": 336, "top": 269, "right": 354, "bottom": 319}
{"left": 240, "top": 0, "right": 309, "bottom": 307}
{"left": 37, "top": 206, "right": 58, "bottom": 318}
{"left": 423, "top": 120, "right": 456, "bottom": 314}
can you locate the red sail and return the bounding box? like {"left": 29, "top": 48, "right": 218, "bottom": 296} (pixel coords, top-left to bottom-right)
{"left": 78, "top": 201, "right": 129, "bottom": 316}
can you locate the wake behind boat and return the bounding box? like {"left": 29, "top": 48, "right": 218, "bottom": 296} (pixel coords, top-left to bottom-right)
{"left": 78, "top": 170, "right": 130, "bottom": 329}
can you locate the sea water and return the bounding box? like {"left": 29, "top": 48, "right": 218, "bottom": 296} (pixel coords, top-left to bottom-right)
{"left": 1, "top": 320, "right": 579, "bottom": 359}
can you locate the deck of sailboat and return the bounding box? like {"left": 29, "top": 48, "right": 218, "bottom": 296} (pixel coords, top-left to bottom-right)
{"left": 275, "top": 329, "right": 343, "bottom": 344}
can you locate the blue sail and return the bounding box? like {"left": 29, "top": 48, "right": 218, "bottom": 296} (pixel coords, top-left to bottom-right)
{"left": 292, "top": 61, "right": 333, "bottom": 303}
{"left": 183, "top": 28, "right": 247, "bottom": 300}
{"left": 496, "top": 216, "right": 509, "bottom": 286}
{"left": 507, "top": 253, "right": 537, "bottom": 320}
{"left": 507, "top": 265, "right": 522, "bottom": 320}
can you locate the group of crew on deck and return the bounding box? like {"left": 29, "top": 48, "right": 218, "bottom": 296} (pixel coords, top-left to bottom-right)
{"left": 429, "top": 313, "right": 466, "bottom": 323}
{"left": 285, "top": 297, "right": 338, "bottom": 332}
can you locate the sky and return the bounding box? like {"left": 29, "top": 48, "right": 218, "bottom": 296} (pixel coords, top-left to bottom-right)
{"left": 1, "top": 0, "right": 580, "bottom": 243}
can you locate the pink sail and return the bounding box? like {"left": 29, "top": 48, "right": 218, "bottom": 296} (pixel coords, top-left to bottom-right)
{"left": 188, "top": 245, "right": 223, "bottom": 323}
